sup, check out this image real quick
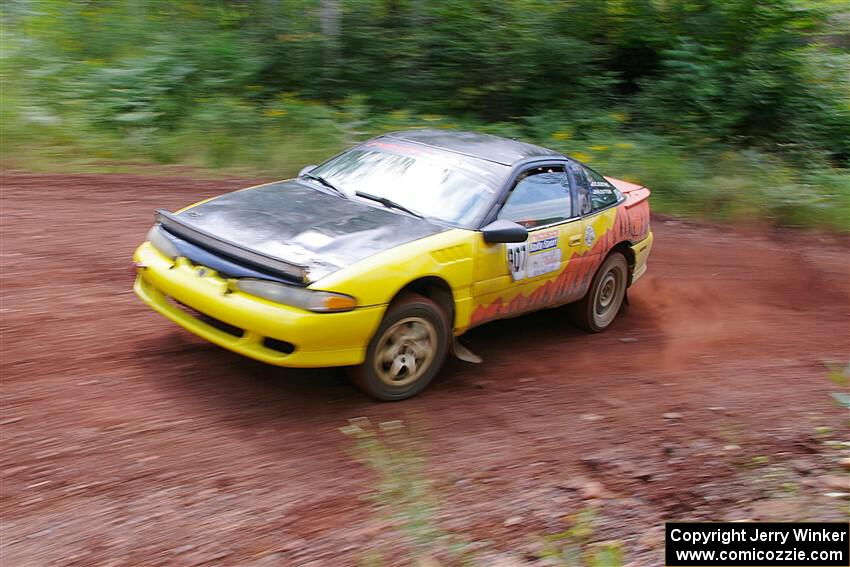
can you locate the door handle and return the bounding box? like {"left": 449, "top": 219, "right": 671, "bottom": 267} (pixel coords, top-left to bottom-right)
{"left": 568, "top": 235, "right": 582, "bottom": 247}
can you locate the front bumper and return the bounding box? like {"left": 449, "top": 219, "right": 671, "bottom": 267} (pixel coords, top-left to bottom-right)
{"left": 133, "top": 242, "right": 385, "bottom": 367}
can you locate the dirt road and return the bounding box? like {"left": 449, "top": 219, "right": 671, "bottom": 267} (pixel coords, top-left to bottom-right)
{"left": 2, "top": 171, "right": 848, "bottom": 566}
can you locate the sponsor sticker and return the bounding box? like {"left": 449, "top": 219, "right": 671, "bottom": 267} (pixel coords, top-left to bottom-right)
{"left": 529, "top": 230, "right": 559, "bottom": 254}
{"left": 507, "top": 230, "right": 561, "bottom": 280}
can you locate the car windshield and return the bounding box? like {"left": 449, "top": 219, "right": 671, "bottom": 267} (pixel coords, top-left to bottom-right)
{"left": 310, "top": 138, "right": 507, "bottom": 227}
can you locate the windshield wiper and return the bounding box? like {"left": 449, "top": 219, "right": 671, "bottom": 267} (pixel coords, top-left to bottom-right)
{"left": 303, "top": 173, "right": 347, "bottom": 199}
{"left": 355, "top": 191, "right": 423, "bottom": 219}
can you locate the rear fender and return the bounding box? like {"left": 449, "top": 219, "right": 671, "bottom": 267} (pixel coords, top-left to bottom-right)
{"left": 607, "top": 177, "right": 651, "bottom": 241}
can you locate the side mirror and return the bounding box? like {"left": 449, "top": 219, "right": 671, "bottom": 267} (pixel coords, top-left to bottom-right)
{"left": 298, "top": 164, "right": 317, "bottom": 177}
{"left": 480, "top": 219, "right": 528, "bottom": 244}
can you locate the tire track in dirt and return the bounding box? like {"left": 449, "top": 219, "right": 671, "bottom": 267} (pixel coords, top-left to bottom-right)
{"left": 2, "top": 171, "right": 848, "bottom": 566}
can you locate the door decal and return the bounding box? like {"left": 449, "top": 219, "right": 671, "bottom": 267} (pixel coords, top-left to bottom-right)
{"left": 472, "top": 206, "right": 628, "bottom": 327}
{"left": 506, "top": 230, "right": 561, "bottom": 281}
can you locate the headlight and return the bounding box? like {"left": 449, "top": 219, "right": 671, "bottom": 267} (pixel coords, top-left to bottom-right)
{"left": 146, "top": 225, "right": 179, "bottom": 259}
{"left": 236, "top": 278, "right": 356, "bottom": 312}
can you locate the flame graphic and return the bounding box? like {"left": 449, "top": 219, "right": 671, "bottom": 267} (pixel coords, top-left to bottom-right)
{"left": 471, "top": 205, "right": 642, "bottom": 326}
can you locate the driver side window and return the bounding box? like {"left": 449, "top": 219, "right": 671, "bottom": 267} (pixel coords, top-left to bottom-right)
{"left": 499, "top": 166, "right": 571, "bottom": 229}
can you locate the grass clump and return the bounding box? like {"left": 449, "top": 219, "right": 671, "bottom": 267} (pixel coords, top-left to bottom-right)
{"left": 539, "top": 508, "right": 624, "bottom": 567}
{"left": 340, "top": 417, "right": 626, "bottom": 566}
{"left": 340, "top": 417, "right": 475, "bottom": 566}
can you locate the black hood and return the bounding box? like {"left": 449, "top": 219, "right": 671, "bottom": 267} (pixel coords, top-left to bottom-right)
{"left": 172, "top": 180, "right": 447, "bottom": 281}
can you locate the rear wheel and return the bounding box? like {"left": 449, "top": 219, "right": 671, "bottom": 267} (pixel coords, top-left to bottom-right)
{"left": 351, "top": 293, "right": 449, "bottom": 401}
{"left": 570, "top": 252, "right": 629, "bottom": 332}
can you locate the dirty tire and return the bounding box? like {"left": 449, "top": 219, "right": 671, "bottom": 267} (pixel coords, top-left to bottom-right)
{"left": 570, "top": 252, "right": 629, "bottom": 333}
{"left": 350, "top": 293, "right": 449, "bottom": 401}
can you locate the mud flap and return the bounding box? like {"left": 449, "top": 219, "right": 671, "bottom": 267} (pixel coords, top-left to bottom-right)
{"left": 452, "top": 337, "right": 482, "bottom": 364}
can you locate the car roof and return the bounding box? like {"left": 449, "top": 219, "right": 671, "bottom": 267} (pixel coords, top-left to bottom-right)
{"left": 384, "top": 129, "right": 563, "bottom": 166}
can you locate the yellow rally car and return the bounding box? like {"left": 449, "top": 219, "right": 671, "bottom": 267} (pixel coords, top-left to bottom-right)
{"left": 133, "top": 130, "right": 652, "bottom": 400}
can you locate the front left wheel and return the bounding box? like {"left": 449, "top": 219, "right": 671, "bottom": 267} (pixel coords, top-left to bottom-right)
{"left": 350, "top": 293, "right": 449, "bottom": 401}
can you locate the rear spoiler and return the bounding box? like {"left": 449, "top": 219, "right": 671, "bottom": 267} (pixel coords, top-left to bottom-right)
{"left": 155, "top": 209, "right": 309, "bottom": 284}
{"left": 606, "top": 177, "right": 651, "bottom": 209}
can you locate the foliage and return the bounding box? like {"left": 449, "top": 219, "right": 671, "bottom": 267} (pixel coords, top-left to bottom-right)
{"left": 539, "top": 508, "right": 624, "bottom": 567}
{"left": 2, "top": 0, "right": 849, "bottom": 230}
{"left": 340, "top": 417, "right": 474, "bottom": 565}
{"left": 340, "top": 417, "right": 628, "bottom": 566}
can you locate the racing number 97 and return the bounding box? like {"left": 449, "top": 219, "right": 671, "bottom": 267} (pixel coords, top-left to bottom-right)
{"left": 507, "top": 243, "right": 528, "bottom": 281}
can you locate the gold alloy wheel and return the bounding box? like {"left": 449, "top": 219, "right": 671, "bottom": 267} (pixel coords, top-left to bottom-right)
{"left": 373, "top": 316, "right": 437, "bottom": 387}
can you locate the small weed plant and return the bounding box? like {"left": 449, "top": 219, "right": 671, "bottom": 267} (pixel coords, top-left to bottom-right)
{"left": 341, "top": 417, "right": 624, "bottom": 566}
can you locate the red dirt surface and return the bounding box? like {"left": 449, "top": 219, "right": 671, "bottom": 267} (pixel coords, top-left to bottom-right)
{"left": 2, "top": 171, "right": 848, "bottom": 566}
